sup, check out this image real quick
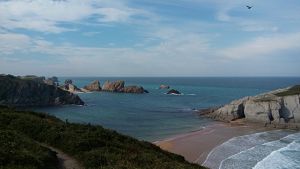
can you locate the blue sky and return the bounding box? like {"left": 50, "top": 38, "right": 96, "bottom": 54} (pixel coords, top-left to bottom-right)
{"left": 0, "top": 0, "right": 300, "bottom": 76}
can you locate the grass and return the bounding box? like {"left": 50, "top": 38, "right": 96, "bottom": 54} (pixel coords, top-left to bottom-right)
{"left": 0, "top": 107, "right": 206, "bottom": 169}
{"left": 0, "top": 130, "right": 58, "bottom": 169}
{"left": 275, "top": 85, "right": 300, "bottom": 97}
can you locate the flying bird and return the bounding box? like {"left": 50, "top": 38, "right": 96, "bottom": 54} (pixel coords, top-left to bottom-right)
{"left": 246, "top": 5, "right": 253, "bottom": 9}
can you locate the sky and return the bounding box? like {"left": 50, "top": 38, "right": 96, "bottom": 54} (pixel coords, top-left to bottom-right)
{"left": 0, "top": 0, "right": 300, "bottom": 77}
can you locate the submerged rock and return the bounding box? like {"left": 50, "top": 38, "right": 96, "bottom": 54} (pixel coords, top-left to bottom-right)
{"left": 0, "top": 75, "right": 84, "bottom": 106}
{"left": 159, "top": 85, "right": 170, "bottom": 89}
{"left": 83, "top": 80, "right": 101, "bottom": 92}
{"left": 167, "top": 89, "right": 181, "bottom": 95}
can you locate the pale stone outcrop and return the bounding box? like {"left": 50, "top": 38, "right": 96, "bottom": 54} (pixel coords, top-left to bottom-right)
{"left": 201, "top": 86, "right": 300, "bottom": 129}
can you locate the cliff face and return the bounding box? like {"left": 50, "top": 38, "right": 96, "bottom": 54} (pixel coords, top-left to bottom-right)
{"left": 0, "top": 75, "right": 84, "bottom": 106}
{"left": 203, "top": 86, "right": 300, "bottom": 129}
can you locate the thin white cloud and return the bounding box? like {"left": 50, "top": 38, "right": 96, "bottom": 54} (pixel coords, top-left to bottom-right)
{"left": 0, "top": 33, "right": 32, "bottom": 54}
{"left": 220, "top": 32, "right": 300, "bottom": 59}
{"left": 0, "top": 27, "right": 213, "bottom": 76}
{"left": 0, "top": 0, "right": 153, "bottom": 33}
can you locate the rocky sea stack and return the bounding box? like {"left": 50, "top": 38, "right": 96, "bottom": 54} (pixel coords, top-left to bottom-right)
{"left": 102, "top": 80, "right": 148, "bottom": 94}
{"left": 59, "top": 79, "right": 83, "bottom": 93}
{"left": 84, "top": 80, "right": 101, "bottom": 91}
{"left": 167, "top": 89, "right": 181, "bottom": 95}
{"left": 200, "top": 85, "right": 300, "bottom": 129}
{"left": 0, "top": 75, "right": 84, "bottom": 106}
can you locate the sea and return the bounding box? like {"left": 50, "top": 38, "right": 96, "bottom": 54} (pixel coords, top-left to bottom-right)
{"left": 34, "top": 77, "right": 300, "bottom": 169}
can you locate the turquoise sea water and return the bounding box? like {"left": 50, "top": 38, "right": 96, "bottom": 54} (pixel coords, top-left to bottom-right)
{"left": 34, "top": 77, "right": 300, "bottom": 142}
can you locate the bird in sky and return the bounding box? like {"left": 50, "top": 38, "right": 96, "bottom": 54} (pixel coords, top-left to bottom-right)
{"left": 246, "top": 5, "right": 253, "bottom": 9}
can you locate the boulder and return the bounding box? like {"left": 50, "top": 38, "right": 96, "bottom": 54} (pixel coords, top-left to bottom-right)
{"left": 102, "top": 80, "right": 125, "bottom": 92}
{"left": 159, "top": 85, "right": 170, "bottom": 89}
{"left": 0, "top": 75, "right": 84, "bottom": 106}
{"left": 167, "top": 89, "right": 181, "bottom": 95}
{"left": 123, "top": 86, "right": 148, "bottom": 94}
{"left": 84, "top": 80, "right": 101, "bottom": 91}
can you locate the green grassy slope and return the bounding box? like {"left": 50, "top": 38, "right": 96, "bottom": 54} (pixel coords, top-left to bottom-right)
{"left": 0, "top": 107, "right": 206, "bottom": 169}
{"left": 0, "top": 130, "right": 58, "bottom": 169}
{"left": 275, "top": 85, "right": 300, "bottom": 97}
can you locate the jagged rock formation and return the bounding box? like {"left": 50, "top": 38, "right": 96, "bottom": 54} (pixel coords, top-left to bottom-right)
{"left": 201, "top": 86, "right": 300, "bottom": 129}
{"left": 102, "top": 80, "right": 125, "bottom": 92}
{"left": 123, "top": 86, "right": 148, "bottom": 94}
{"left": 167, "top": 89, "right": 181, "bottom": 95}
{"left": 83, "top": 80, "right": 101, "bottom": 92}
{"left": 159, "top": 85, "right": 170, "bottom": 89}
{"left": 42, "top": 76, "right": 60, "bottom": 86}
{"left": 60, "top": 84, "right": 83, "bottom": 93}
{"left": 0, "top": 75, "right": 84, "bottom": 106}
{"left": 102, "top": 80, "right": 148, "bottom": 94}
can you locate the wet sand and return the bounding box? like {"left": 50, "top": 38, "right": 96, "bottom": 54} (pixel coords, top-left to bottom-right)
{"left": 155, "top": 121, "right": 269, "bottom": 165}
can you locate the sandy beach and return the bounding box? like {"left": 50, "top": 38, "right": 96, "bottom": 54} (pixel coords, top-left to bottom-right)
{"left": 155, "top": 121, "right": 269, "bottom": 165}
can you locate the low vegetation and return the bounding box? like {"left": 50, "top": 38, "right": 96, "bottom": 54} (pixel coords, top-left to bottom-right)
{"left": 0, "top": 107, "right": 206, "bottom": 169}
{"left": 0, "top": 130, "right": 58, "bottom": 169}
{"left": 275, "top": 85, "right": 300, "bottom": 97}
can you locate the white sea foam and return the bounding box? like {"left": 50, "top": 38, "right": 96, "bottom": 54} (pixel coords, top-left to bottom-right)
{"left": 253, "top": 140, "right": 300, "bottom": 169}
{"left": 219, "top": 132, "right": 300, "bottom": 169}
{"left": 202, "top": 130, "right": 292, "bottom": 169}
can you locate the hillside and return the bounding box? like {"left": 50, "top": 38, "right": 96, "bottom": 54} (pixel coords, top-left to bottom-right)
{"left": 0, "top": 107, "right": 206, "bottom": 169}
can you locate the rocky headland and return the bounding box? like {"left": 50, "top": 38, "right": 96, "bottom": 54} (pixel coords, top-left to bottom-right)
{"left": 0, "top": 75, "right": 84, "bottom": 106}
{"left": 199, "top": 85, "right": 300, "bottom": 129}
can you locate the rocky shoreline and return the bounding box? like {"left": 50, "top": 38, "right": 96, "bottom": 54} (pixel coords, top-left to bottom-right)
{"left": 198, "top": 85, "right": 300, "bottom": 130}
{"left": 0, "top": 74, "right": 151, "bottom": 107}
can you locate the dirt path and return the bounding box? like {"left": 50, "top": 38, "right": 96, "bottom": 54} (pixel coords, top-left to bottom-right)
{"left": 39, "top": 143, "right": 84, "bottom": 169}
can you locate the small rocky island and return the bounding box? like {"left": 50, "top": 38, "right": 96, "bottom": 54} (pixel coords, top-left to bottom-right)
{"left": 43, "top": 78, "right": 148, "bottom": 94}
{"left": 200, "top": 85, "right": 300, "bottom": 129}
{"left": 102, "top": 80, "right": 148, "bottom": 94}
{"left": 0, "top": 75, "right": 84, "bottom": 106}
{"left": 167, "top": 89, "right": 181, "bottom": 95}
{"left": 83, "top": 80, "right": 101, "bottom": 91}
